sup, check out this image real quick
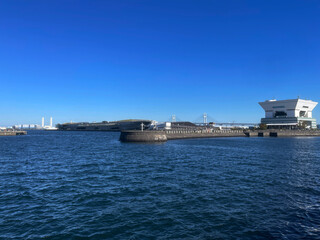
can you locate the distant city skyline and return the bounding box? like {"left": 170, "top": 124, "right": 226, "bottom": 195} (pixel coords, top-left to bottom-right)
{"left": 1, "top": 0, "right": 320, "bottom": 126}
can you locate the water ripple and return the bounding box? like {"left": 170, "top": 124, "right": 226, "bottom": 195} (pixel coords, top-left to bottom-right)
{"left": 0, "top": 132, "right": 320, "bottom": 239}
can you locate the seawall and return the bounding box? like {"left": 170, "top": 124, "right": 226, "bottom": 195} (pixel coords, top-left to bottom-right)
{"left": 244, "top": 129, "right": 320, "bottom": 137}
{"left": 120, "top": 129, "right": 245, "bottom": 142}
{"left": 120, "top": 130, "right": 167, "bottom": 142}
{"left": 0, "top": 131, "right": 27, "bottom": 136}
{"left": 165, "top": 129, "right": 245, "bottom": 140}
{"left": 120, "top": 129, "right": 320, "bottom": 142}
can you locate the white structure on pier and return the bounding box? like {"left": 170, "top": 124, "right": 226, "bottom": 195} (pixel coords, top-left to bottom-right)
{"left": 259, "top": 98, "right": 318, "bottom": 129}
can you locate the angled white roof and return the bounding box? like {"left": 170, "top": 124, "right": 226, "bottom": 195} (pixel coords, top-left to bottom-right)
{"left": 259, "top": 99, "right": 318, "bottom": 111}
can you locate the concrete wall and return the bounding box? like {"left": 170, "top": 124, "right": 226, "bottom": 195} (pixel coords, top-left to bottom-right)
{"left": 0, "top": 131, "right": 27, "bottom": 136}
{"left": 120, "top": 129, "right": 320, "bottom": 143}
{"left": 120, "top": 129, "right": 246, "bottom": 142}
{"left": 276, "top": 130, "right": 320, "bottom": 137}
{"left": 245, "top": 129, "right": 320, "bottom": 137}
{"left": 165, "top": 129, "right": 245, "bottom": 140}
{"left": 120, "top": 130, "right": 167, "bottom": 142}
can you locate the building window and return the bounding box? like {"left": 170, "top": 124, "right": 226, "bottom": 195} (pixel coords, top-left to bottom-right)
{"left": 299, "top": 111, "right": 307, "bottom": 117}
{"left": 274, "top": 111, "right": 287, "bottom": 117}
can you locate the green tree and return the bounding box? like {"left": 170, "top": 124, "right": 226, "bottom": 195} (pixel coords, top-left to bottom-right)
{"left": 259, "top": 123, "right": 267, "bottom": 130}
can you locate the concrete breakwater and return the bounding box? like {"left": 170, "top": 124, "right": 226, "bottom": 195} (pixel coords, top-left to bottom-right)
{"left": 120, "top": 129, "right": 245, "bottom": 142}
{"left": 245, "top": 129, "right": 320, "bottom": 137}
{"left": 0, "top": 131, "right": 27, "bottom": 136}
{"left": 166, "top": 129, "right": 245, "bottom": 140}
{"left": 120, "top": 129, "right": 320, "bottom": 142}
{"left": 119, "top": 130, "right": 167, "bottom": 142}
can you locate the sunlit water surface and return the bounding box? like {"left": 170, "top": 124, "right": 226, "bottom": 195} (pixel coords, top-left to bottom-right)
{"left": 0, "top": 131, "right": 319, "bottom": 239}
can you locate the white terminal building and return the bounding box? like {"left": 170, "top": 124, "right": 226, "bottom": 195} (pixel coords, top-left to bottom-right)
{"left": 259, "top": 98, "right": 318, "bottom": 129}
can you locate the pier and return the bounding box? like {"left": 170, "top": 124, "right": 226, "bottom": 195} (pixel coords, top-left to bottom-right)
{"left": 119, "top": 130, "right": 167, "bottom": 142}
{"left": 120, "top": 129, "right": 246, "bottom": 142}
{"left": 166, "top": 129, "right": 244, "bottom": 140}
{"left": 244, "top": 129, "right": 320, "bottom": 137}
{"left": 0, "top": 130, "right": 27, "bottom": 136}
{"left": 120, "top": 129, "right": 320, "bottom": 142}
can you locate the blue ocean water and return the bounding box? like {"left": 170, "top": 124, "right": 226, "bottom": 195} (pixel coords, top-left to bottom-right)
{"left": 0, "top": 131, "right": 319, "bottom": 239}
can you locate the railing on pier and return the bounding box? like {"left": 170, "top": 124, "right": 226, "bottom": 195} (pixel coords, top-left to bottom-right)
{"left": 165, "top": 129, "right": 244, "bottom": 134}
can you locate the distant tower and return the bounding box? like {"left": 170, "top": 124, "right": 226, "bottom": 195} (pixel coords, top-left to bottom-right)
{"left": 50, "top": 117, "right": 53, "bottom": 127}
{"left": 203, "top": 113, "right": 207, "bottom": 125}
{"left": 42, "top": 117, "right": 45, "bottom": 127}
{"left": 171, "top": 114, "right": 176, "bottom": 122}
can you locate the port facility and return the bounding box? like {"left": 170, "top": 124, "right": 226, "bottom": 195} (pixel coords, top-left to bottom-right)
{"left": 259, "top": 98, "right": 318, "bottom": 129}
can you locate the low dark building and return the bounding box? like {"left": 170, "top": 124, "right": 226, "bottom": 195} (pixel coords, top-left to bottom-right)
{"left": 57, "top": 120, "right": 153, "bottom": 131}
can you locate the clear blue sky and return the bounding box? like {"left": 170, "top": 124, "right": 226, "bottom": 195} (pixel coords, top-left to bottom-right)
{"left": 1, "top": 0, "right": 319, "bottom": 126}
